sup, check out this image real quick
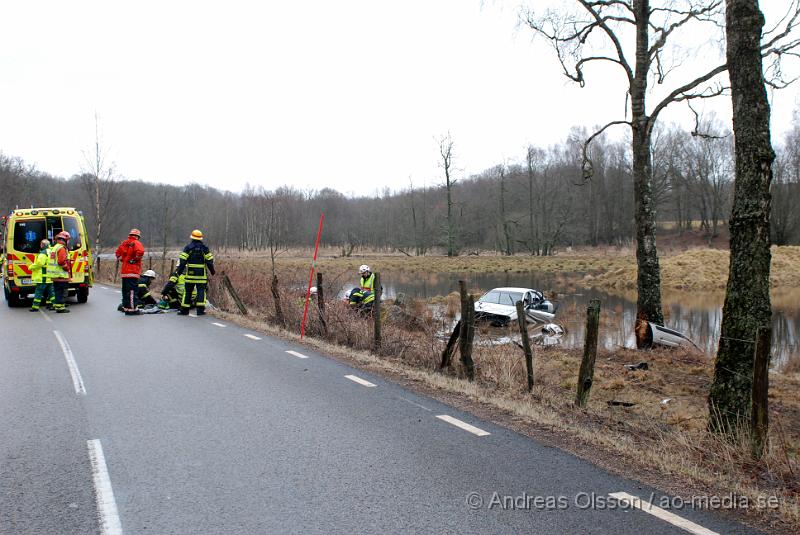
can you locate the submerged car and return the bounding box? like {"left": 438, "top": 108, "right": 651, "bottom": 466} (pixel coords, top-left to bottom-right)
{"left": 474, "top": 287, "right": 555, "bottom": 327}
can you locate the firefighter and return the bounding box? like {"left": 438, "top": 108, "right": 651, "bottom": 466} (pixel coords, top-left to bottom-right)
{"left": 359, "top": 265, "right": 375, "bottom": 293}
{"left": 357, "top": 264, "right": 379, "bottom": 310}
{"left": 176, "top": 229, "right": 215, "bottom": 316}
{"left": 158, "top": 270, "right": 197, "bottom": 309}
{"left": 115, "top": 228, "right": 145, "bottom": 315}
{"left": 29, "top": 239, "right": 54, "bottom": 311}
{"left": 136, "top": 270, "right": 158, "bottom": 307}
{"left": 48, "top": 232, "right": 72, "bottom": 313}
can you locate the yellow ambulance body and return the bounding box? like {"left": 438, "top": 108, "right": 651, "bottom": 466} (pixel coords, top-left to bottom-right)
{"left": 1, "top": 207, "right": 93, "bottom": 307}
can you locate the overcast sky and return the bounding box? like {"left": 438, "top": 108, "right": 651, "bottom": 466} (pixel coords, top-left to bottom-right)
{"left": 1, "top": 1, "right": 798, "bottom": 196}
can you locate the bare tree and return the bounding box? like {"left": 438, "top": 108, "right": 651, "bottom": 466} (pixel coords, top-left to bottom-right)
{"left": 524, "top": 0, "right": 799, "bottom": 347}
{"left": 438, "top": 133, "right": 458, "bottom": 256}
{"left": 708, "top": 0, "right": 778, "bottom": 434}
{"left": 81, "top": 114, "right": 119, "bottom": 255}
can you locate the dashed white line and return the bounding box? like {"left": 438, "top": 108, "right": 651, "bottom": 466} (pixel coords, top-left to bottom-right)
{"left": 244, "top": 334, "right": 261, "bottom": 340}
{"left": 435, "top": 415, "right": 490, "bottom": 437}
{"left": 285, "top": 350, "right": 309, "bottom": 359}
{"left": 345, "top": 374, "right": 376, "bottom": 387}
{"left": 609, "top": 492, "right": 718, "bottom": 535}
{"left": 40, "top": 310, "right": 53, "bottom": 323}
{"left": 53, "top": 331, "right": 86, "bottom": 395}
{"left": 211, "top": 322, "right": 226, "bottom": 328}
{"left": 87, "top": 440, "right": 123, "bottom": 535}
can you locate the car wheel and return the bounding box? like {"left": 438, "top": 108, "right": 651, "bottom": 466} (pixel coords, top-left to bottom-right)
{"left": 77, "top": 287, "right": 89, "bottom": 303}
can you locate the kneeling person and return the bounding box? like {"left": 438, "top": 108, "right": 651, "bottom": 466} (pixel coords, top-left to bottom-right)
{"left": 136, "top": 270, "right": 158, "bottom": 307}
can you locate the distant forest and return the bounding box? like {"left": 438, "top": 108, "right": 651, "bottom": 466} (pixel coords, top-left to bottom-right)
{"left": 2, "top": 116, "right": 799, "bottom": 255}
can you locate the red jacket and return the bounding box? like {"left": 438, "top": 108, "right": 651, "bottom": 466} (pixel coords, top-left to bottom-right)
{"left": 116, "top": 237, "right": 145, "bottom": 278}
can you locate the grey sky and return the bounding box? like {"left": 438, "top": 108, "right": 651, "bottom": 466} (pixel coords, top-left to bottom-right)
{"left": 1, "top": 1, "right": 797, "bottom": 195}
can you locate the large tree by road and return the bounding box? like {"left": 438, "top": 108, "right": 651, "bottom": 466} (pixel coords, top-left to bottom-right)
{"left": 708, "top": 0, "right": 783, "bottom": 434}
{"left": 524, "top": 1, "right": 736, "bottom": 347}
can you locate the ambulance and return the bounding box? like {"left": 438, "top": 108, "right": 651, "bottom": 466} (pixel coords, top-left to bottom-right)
{"left": 1, "top": 207, "right": 93, "bottom": 307}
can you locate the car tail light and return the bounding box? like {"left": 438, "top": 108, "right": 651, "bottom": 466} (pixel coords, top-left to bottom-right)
{"left": 6, "top": 259, "right": 13, "bottom": 278}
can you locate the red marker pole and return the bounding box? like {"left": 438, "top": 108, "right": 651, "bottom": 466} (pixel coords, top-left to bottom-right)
{"left": 301, "top": 213, "right": 325, "bottom": 338}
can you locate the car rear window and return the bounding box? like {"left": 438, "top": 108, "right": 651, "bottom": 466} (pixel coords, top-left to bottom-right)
{"left": 479, "top": 290, "right": 524, "bottom": 306}
{"left": 13, "top": 220, "right": 46, "bottom": 253}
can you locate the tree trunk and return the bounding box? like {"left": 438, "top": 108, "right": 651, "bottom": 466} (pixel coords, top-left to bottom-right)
{"left": 709, "top": 0, "right": 774, "bottom": 434}
{"left": 631, "top": 0, "right": 664, "bottom": 348}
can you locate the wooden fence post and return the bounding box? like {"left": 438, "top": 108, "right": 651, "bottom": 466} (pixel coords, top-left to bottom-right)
{"left": 170, "top": 259, "right": 175, "bottom": 276}
{"left": 751, "top": 325, "right": 771, "bottom": 459}
{"left": 515, "top": 301, "right": 535, "bottom": 391}
{"left": 96, "top": 256, "right": 101, "bottom": 277}
{"left": 148, "top": 255, "right": 153, "bottom": 270}
{"left": 222, "top": 272, "right": 248, "bottom": 315}
{"left": 316, "top": 271, "right": 328, "bottom": 335}
{"left": 316, "top": 271, "right": 325, "bottom": 313}
{"left": 113, "top": 259, "right": 119, "bottom": 284}
{"left": 440, "top": 320, "right": 462, "bottom": 369}
{"left": 271, "top": 275, "right": 285, "bottom": 327}
{"left": 575, "top": 298, "right": 601, "bottom": 408}
{"left": 373, "top": 272, "right": 382, "bottom": 352}
{"left": 458, "top": 280, "right": 475, "bottom": 381}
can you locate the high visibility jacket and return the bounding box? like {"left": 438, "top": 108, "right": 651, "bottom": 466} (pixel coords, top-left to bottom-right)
{"left": 31, "top": 248, "right": 50, "bottom": 284}
{"left": 360, "top": 273, "right": 375, "bottom": 292}
{"left": 177, "top": 241, "right": 215, "bottom": 284}
{"left": 48, "top": 243, "right": 70, "bottom": 281}
{"left": 115, "top": 237, "right": 145, "bottom": 279}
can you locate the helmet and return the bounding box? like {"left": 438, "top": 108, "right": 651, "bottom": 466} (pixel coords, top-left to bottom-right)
{"left": 40, "top": 239, "right": 51, "bottom": 248}
{"left": 359, "top": 265, "right": 371, "bottom": 275}
{"left": 309, "top": 286, "right": 318, "bottom": 295}
{"left": 191, "top": 229, "right": 203, "bottom": 240}
{"left": 56, "top": 231, "right": 71, "bottom": 242}
{"left": 129, "top": 228, "right": 141, "bottom": 238}
{"left": 143, "top": 270, "right": 157, "bottom": 279}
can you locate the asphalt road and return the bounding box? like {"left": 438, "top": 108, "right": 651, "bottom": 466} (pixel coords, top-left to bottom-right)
{"left": 0, "top": 284, "right": 765, "bottom": 534}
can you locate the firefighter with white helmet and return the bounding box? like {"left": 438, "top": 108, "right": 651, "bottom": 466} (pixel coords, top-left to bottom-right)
{"left": 135, "top": 269, "right": 158, "bottom": 307}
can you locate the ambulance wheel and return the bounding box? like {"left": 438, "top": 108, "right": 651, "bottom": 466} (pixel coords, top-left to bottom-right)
{"left": 77, "top": 287, "right": 89, "bottom": 304}
{"left": 4, "top": 287, "right": 22, "bottom": 308}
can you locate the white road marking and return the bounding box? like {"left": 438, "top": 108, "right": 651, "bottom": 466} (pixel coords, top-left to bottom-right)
{"left": 609, "top": 492, "right": 719, "bottom": 535}
{"left": 87, "top": 440, "right": 123, "bottom": 535}
{"left": 244, "top": 334, "right": 261, "bottom": 340}
{"left": 211, "top": 322, "right": 226, "bottom": 328}
{"left": 53, "top": 331, "right": 86, "bottom": 395}
{"left": 345, "top": 374, "right": 376, "bottom": 387}
{"left": 285, "top": 350, "right": 309, "bottom": 359}
{"left": 435, "top": 415, "right": 490, "bottom": 437}
{"left": 40, "top": 310, "right": 53, "bottom": 323}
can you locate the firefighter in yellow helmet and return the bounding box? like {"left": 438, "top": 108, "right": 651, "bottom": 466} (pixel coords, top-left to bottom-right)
{"left": 175, "top": 229, "right": 215, "bottom": 315}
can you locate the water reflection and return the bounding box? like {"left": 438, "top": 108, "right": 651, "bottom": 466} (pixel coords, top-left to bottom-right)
{"left": 356, "top": 271, "right": 798, "bottom": 369}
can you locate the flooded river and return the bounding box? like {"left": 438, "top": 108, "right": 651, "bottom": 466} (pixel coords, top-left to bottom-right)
{"left": 370, "top": 271, "right": 799, "bottom": 369}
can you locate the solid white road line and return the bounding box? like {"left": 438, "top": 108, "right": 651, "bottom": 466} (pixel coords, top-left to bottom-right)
{"left": 285, "top": 350, "right": 309, "bottom": 359}
{"left": 87, "top": 440, "right": 123, "bottom": 535}
{"left": 40, "top": 310, "right": 53, "bottom": 323}
{"left": 397, "top": 396, "right": 432, "bottom": 412}
{"left": 244, "top": 334, "right": 261, "bottom": 340}
{"left": 211, "top": 322, "right": 226, "bottom": 327}
{"left": 53, "top": 331, "right": 86, "bottom": 395}
{"left": 345, "top": 374, "right": 376, "bottom": 387}
{"left": 609, "top": 492, "right": 719, "bottom": 535}
{"left": 435, "top": 415, "right": 490, "bottom": 437}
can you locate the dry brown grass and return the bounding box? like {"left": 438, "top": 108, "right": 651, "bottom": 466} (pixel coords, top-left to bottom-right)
{"left": 206, "top": 261, "right": 799, "bottom": 532}
{"left": 586, "top": 246, "right": 800, "bottom": 291}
